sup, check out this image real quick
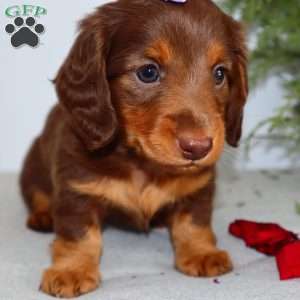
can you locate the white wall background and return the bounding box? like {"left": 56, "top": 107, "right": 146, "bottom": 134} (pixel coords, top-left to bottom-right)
{"left": 0, "top": 0, "right": 292, "bottom": 172}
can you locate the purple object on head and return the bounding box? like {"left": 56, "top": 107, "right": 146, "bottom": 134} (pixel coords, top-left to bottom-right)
{"left": 163, "top": 0, "right": 187, "bottom": 3}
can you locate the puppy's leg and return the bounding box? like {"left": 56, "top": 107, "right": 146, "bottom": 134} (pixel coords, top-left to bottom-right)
{"left": 169, "top": 182, "right": 232, "bottom": 277}
{"left": 40, "top": 190, "right": 102, "bottom": 298}
{"left": 26, "top": 189, "right": 53, "bottom": 232}
{"left": 20, "top": 138, "right": 53, "bottom": 232}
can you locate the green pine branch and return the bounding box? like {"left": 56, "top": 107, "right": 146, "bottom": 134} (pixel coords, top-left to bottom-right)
{"left": 219, "top": 0, "right": 300, "bottom": 159}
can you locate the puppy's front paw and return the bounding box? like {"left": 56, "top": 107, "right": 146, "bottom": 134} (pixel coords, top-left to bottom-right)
{"left": 40, "top": 267, "right": 100, "bottom": 298}
{"left": 176, "top": 249, "right": 233, "bottom": 277}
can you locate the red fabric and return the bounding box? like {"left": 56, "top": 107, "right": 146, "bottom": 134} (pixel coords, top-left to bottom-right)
{"left": 276, "top": 242, "right": 300, "bottom": 280}
{"left": 229, "top": 220, "right": 300, "bottom": 280}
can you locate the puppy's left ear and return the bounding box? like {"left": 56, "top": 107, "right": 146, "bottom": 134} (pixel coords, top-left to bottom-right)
{"left": 225, "top": 21, "right": 248, "bottom": 147}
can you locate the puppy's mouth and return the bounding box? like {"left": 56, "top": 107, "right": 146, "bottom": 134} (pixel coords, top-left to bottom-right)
{"left": 125, "top": 131, "right": 221, "bottom": 171}
{"left": 134, "top": 140, "right": 215, "bottom": 170}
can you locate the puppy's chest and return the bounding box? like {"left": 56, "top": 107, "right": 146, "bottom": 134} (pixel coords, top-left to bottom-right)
{"left": 71, "top": 167, "right": 212, "bottom": 221}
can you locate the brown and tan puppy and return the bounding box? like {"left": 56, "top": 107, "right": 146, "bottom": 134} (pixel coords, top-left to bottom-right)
{"left": 20, "top": 0, "right": 248, "bottom": 297}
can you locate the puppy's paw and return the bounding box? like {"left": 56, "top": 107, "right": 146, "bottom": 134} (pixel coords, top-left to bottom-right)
{"left": 176, "top": 249, "right": 233, "bottom": 277}
{"left": 40, "top": 267, "right": 100, "bottom": 298}
{"left": 27, "top": 211, "right": 53, "bottom": 233}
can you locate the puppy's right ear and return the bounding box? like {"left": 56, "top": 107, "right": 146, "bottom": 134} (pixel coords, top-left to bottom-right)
{"left": 225, "top": 20, "right": 248, "bottom": 148}
{"left": 55, "top": 15, "right": 118, "bottom": 151}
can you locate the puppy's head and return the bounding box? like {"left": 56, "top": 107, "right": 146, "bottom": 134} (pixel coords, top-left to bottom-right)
{"left": 56, "top": 0, "right": 248, "bottom": 169}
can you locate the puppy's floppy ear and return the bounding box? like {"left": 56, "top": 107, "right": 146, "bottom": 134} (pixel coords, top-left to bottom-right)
{"left": 225, "top": 22, "right": 248, "bottom": 147}
{"left": 55, "top": 15, "right": 118, "bottom": 151}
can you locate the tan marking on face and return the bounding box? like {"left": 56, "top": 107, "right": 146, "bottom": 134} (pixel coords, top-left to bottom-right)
{"left": 207, "top": 41, "right": 228, "bottom": 67}
{"left": 145, "top": 39, "right": 172, "bottom": 65}
{"left": 170, "top": 213, "right": 233, "bottom": 277}
{"left": 70, "top": 169, "right": 213, "bottom": 222}
{"left": 118, "top": 97, "right": 188, "bottom": 166}
{"left": 197, "top": 114, "right": 225, "bottom": 167}
{"left": 40, "top": 226, "right": 101, "bottom": 298}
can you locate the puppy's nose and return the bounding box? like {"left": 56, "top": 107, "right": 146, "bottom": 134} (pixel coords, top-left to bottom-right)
{"left": 178, "top": 137, "right": 213, "bottom": 161}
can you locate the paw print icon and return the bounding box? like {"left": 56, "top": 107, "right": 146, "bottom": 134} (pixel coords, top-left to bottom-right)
{"left": 5, "top": 17, "right": 45, "bottom": 48}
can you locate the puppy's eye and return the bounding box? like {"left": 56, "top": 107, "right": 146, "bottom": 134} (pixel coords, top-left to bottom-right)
{"left": 136, "top": 64, "right": 160, "bottom": 83}
{"left": 213, "top": 65, "right": 226, "bottom": 86}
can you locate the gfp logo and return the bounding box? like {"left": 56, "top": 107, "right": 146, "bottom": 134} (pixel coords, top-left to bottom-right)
{"left": 4, "top": 5, "right": 47, "bottom": 48}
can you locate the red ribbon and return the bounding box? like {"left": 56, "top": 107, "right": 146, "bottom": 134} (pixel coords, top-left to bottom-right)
{"left": 229, "top": 220, "right": 300, "bottom": 280}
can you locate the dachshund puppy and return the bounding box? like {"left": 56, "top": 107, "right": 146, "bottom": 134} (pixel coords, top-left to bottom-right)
{"left": 20, "top": 0, "right": 248, "bottom": 297}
